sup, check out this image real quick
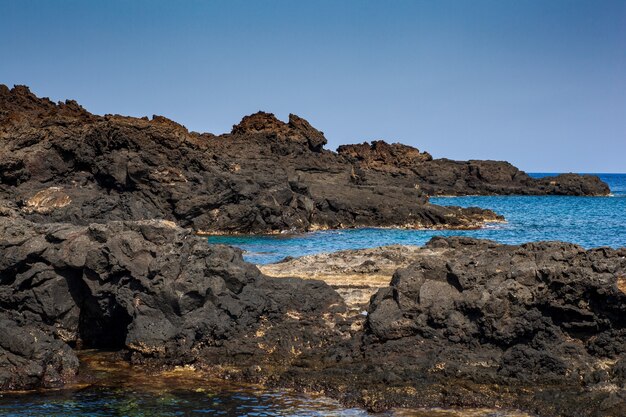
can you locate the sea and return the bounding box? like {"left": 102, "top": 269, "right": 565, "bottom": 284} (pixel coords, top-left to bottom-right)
{"left": 210, "top": 173, "right": 626, "bottom": 265}
{"left": 0, "top": 173, "right": 623, "bottom": 417}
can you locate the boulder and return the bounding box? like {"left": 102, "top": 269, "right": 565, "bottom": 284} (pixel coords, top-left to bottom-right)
{"left": 359, "top": 237, "right": 626, "bottom": 416}
{"left": 0, "top": 217, "right": 348, "bottom": 387}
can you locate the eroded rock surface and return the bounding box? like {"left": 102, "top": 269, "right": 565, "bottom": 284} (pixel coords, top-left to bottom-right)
{"left": 0, "top": 85, "right": 502, "bottom": 234}
{"left": 0, "top": 314, "right": 79, "bottom": 391}
{"left": 338, "top": 141, "right": 610, "bottom": 196}
{"left": 0, "top": 84, "right": 620, "bottom": 416}
{"left": 257, "top": 238, "right": 626, "bottom": 416}
{"left": 0, "top": 216, "right": 348, "bottom": 389}
{"left": 364, "top": 237, "right": 625, "bottom": 370}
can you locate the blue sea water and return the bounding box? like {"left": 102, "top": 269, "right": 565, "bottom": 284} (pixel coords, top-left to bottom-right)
{"left": 209, "top": 174, "right": 626, "bottom": 264}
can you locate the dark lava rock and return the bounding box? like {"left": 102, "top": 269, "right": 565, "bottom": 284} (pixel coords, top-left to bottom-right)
{"left": 0, "top": 216, "right": 347, "bottom": 388}
{"left": 356, "top": 236, "right": 626, "bottom": 416}
{"left": 338, "top": 141, "right": 610, "bottom": 196}
{"left": 0, "top": 85, "right": 501, "bottom": 233}
{"left": 0, "top": 313, "right": 79, "bottom": 391}
{"left": 1, "top": 215, "right": 625, "bottom": 416}
{"left": 0, "top": 84, "right": 619, "bottom": 416}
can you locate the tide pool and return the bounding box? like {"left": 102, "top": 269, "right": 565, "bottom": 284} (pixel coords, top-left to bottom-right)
{"left": 209, "top": 174, "right": 626, "bottom": 264}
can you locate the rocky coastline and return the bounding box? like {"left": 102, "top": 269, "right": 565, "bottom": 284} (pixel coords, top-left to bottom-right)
{"left": 1, "top": 85, "right": 623, "bottom": 417}
{"left": 0, "top": 85, "right": 610, "bottom": 235}
{"left": 0, "top": 85, "right": 505, "bottom": 235}
{"left": 1, "top": 217, "right": 624, "bottom": 416}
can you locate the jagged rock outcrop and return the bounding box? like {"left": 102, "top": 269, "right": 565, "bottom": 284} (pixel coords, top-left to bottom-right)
{"left": 258, "top": 238, "right": 626, "bottom": 416}
{"left": 337, "top": 141, "right": 433, "bottom": 168}
{"left": 0, "top": 314, "right": 79, "bottom": 391}
{"left": 338, "top": 141, "right": 610, "bottom": 196}
{"left": 231, "top": 111, "right": 327, "bottom": 152}
{"left": 364, "top": 237, "right": 625, "bottom": 365}
{"left": 0, "top": 85, "right": 503, "bottom": 234}
{"left": 363, "top": 238, "right": 626, "bottom": 416}
{"left": 0, "top": 216, "right": 349, "bottom": 389}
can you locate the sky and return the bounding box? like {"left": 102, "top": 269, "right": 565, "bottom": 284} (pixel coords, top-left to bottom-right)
{"left": 1, "top": 0, "right": 625, "bottom": 172}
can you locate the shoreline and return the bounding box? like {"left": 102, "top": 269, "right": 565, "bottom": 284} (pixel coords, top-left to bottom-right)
{"left": 3, "top": 216, "right": 623, "bottom": 416}
{"left": 196, "top": 218, "right": 509, "bottom": 237}
{"left": 0, "top": 350, "right": 533, "bottom": 417}
{"left": 0, "top": 86, "right": 623, "bottom": 416}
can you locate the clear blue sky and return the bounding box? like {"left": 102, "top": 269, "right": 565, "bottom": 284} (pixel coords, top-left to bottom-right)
{"left": 1, "top": 0, "right": 625, "bottom": 172}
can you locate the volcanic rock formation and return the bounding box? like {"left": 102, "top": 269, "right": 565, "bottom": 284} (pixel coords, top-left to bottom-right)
{"left": 0, "top": 85, "right": 609, "bottom": 236}
{"left": 0, "top": 216, "right": 348, "bottom": 390}
{"left": 338, "top": 141, "right": 610, "bottom": 196}
{"left": 0, "top": 85, "right": 505, "bottom": 234}
{"left": 0, "top": 85, "right": 620, "bottom": 416}
{"left": 262, "top": 237, "right": 626, "bottom": 417}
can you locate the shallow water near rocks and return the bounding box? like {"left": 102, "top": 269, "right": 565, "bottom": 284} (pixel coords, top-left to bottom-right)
{"left": 209, "top": 173, "right": 626, "bottom": 264}
{"left": 0, "top": 352, "right": 529, "bottom": 417}
{"left": 0, "top": 392, "right": 530, "bottom": 417}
